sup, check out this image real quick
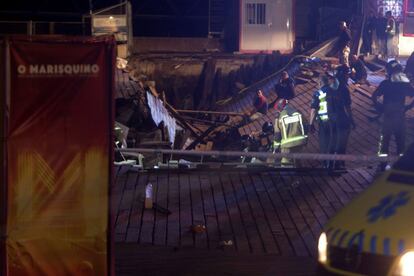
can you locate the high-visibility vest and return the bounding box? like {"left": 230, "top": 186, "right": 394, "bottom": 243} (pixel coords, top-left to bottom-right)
{"left": 317, "top": 90, "right": 329, "bottom": 121}
{"left": 274, "top": 107, "right": 308, "bottom": 149}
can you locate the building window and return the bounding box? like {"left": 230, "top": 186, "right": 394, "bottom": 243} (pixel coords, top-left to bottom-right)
{"left": 377, "top": 0, "right": 404, "bottom": 20}
{"left": 408, "top": 0, "right": 414, "bottom": 13}
{"left": 246, "top": 3, "right": 266, "bottom": 25}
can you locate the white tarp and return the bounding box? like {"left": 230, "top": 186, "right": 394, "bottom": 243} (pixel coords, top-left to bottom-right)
{"left": 146, "top": 92, "right": 181, "bottom": 145}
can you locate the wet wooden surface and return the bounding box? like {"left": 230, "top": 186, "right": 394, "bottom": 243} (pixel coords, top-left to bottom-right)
{"left": 113, "top": 167, "right": 376, "bottom": 275}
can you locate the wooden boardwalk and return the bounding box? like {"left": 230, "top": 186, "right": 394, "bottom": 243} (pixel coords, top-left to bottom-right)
{"left": 113, "top": 166, "right": 376, "bottom": 275}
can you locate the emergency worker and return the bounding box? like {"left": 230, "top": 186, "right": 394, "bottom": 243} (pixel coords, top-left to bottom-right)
{"left": 309, "top": 70, "right": 354, "bottom": 169}
{"left": 372, "top": 60, "right": 414, "bottom": 170}
{"left": 332, "top": 65, "right": 355, "bottom": 168}
{"left": 309, "top": 75, "right": 334, "bottom": 168}
{"left": 273, "top": 99, "right": 307, "bottom": 167}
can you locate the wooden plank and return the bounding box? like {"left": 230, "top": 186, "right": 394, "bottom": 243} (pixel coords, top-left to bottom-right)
{"left": 209, "top": 173, "right": 236, "bottom": 252}
{"left": 275, "top": 173, "right": 313, "bottom": 257}
{"left": 266, "top": 172, "right": 309, "bottom": 256}
{"left": 189, "top": 173, "right": 208, "bottom": 249}
{"left": 138, "top": 173, "right": 157, "bottom": 244}
{"left": 199, "top": 173, "right": 220, "bottom": 249}
{"left": 153, "top": 172, "right": 169, "bottom": 246}
{"left": 239, "top": 172, "right": 278, "bottom": 254}
{"left": 249, "top": 173, "right": 285, "bottom": 254}
{"left": 231, "top": 172, "right": 264, "bottom": 253}
{"left": 257, "top": 172, "right": 295, "bottom": 256}
{"left": 282, "top": 173, "right": 321, "bottom": 257}
{"left": 179, "top": 173, "right": 195, "bottom": 248}
{"left": 218, "top": 173, "right": 250, "bottom": 252}
{"left": 166, "top": 173, "right": 180, "bottom": 247}
{"left": 125, "top": 172, "right": 147, "bottom": 243}
{"left": 115, "top": 171, "right": 138, "bottom": 241}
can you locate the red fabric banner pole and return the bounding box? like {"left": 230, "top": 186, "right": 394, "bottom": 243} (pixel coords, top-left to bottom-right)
{"left": 0, "top": 37, "right": 7, "bottom": 276}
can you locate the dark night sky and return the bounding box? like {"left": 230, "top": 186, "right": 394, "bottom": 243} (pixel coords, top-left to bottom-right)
{"left": 0, "top": 0, "right": 121, "bottom": 20}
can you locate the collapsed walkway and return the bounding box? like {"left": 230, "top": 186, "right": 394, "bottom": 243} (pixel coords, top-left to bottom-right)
{"left": 113, "top": 53, "right": 414, "bottom": 275}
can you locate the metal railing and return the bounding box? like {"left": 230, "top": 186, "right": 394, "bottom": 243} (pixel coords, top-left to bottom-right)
{"left": 117, "top": 148, "right": 399, "bottom": 163}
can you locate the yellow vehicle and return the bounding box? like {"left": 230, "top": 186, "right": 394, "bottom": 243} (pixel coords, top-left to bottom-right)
{"left": 317, "top": 145, "right": 414, "bottom": 276}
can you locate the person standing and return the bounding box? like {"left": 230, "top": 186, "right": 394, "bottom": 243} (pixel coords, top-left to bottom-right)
{"left": 274, "top": 71, "right": 295, "bottom": 100}
{"left": 273, "top": 99, "right": 308, "bottom": 167}
{"left": 362, "top": 13, "right": 376, "bottom": 55}
{"left": 338, "top": 21, "right": 352, "bottom": 66}
{"left": 372, "top": 60, "right": 414, "bottom": 170}
{"left": 375, "top": 12, "right": 388, "bottom": 57}
{"left": 385, "top": 11, "right": 396, "bottom": 58}
{"left": 309, "top": 69, "right": 354, "bottom": 169}
{"left": 331, "top": 65, "right": 355, "bottom": 168}
{"left": 309, "top": 75, "right": 336, "bottom": 168}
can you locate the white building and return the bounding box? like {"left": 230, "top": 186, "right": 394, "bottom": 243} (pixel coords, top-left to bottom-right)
{"left": 239, "top": 0, "right": 294, "bottom": 53}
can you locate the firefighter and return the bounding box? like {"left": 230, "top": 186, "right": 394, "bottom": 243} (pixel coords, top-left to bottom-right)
{"left": 372, "top": 60, "right": 414, "bottom": 170}
{"left": 273, "top": 99, "right": 308, "bottom": 167}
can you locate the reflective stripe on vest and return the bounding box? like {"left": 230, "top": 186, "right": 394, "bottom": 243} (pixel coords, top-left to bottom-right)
{"left": 279, "top": 112, "right": 307, "bottom": 147}
{"left": 317, "top": 90, "right": 329, "bottom": 121}
{"left": 281, "top": 135, "right": 308, "bottom": 146}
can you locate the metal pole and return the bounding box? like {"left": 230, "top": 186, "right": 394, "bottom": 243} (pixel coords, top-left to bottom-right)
{"left": 117, "top": 148, "right": 399, "bottom": 163}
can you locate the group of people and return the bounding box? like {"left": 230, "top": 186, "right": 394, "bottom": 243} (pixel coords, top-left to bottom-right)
{"left": 246, "top": 17, "right": 414, "bottom": 170}
{"left": 362, "top": 11, "right": 397, "bottom": 58}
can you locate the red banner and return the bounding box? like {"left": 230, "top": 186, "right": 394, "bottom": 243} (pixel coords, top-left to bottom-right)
{"left": 0, "top": 38, "right": 6, "bottom": 276}
{"left": 5, "top": 36, "right": 115, "bottom": 275}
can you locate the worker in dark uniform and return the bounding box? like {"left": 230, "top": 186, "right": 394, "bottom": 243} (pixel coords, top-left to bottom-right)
{"left": 309, "top": 68, "right": 354, "bottom": 169}
{"left": 338, "top": 21, "right": 352, "bottom": 66}
{"left": 362, "top": 12, "right": 376, "bottom": 55}
{"left": 376, "top": 12, "right": 388, "bottom": 57}
{"left": 274, "top": 71, "right": 295, "bottom": 100}
{"left": 309, "top": 74, "right": 336, "bottom": 168}
{"left": 372, "top": 60, "right": 414, "bottom": 170}
{"left": 350, "top": 55, "right": 370, "bottom": 86}
{"left": 273, "top": 99, "right": 307, "bottom": 167}
{"left": 332, "top": 65, "right": 355, "bottom": 168}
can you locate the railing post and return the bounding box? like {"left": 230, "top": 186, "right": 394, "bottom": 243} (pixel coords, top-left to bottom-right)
{"left": 49, "top": 22, "right": 55, "bottom": 35}
{"left": 27, "top": 21, "right": 33, "bottom": 35}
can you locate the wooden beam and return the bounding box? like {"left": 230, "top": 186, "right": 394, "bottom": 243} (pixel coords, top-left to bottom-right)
{"left": 176, "top": 109, "right": 245, "bottom": 117}
{"left": 148, "top": 86, "right": 201, "bottom": 138}
{"left": 185, "top": 125, "right": 218, "bottom": 150}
